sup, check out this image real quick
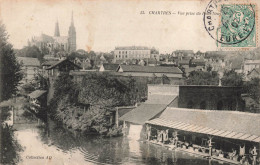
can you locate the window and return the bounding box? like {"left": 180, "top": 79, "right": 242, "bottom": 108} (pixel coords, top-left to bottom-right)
{"left": 119, "top": 51, "right": 121, "bottom": 54}
{"left": 200, "top": 101, "right": 207, "bottom": 109}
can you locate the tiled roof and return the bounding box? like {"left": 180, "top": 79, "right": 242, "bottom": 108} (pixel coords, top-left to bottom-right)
{"left": 174, "top": 50, "right": 194, "bottom": 54}
{"left": 119, "top": 65, "right": 183, "bottom": 74}
{"left": 17, "top": 57, "right": 40, "bottom": 67}
{"left": 191, "top": 59, "right": 205, "bottom": 66}
{"left": 248, "top": 68, "right": 260, "bottom": 75}
{"left": 117, "top": 106, "right": 136, "bottom": 117}
{"left": 41, "top": 60, "right": 58, "bottom": 66}
{"left": 146, "top": 107, "right": 260, "bottom": 142}
{"left": 102, "top": 63, "right": 119, "bottom": 71}
{"left": 28, "top": 90, "right": 47, "bottom": 99}
{"left": 178, "top": 60, "right": 190, "bottom": 65}
{"left": 46, "top": 59, "right": 82, "bottom": 70}
{"left": 119, "top": 104, "right": 167, "bottom": 125}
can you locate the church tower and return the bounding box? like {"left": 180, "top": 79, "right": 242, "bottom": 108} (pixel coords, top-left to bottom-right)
{"left": 54, "top": 20, "right": 60, "bottom": 37}
{"left": 68, "top": 11, "right": 76, "bottom": 52}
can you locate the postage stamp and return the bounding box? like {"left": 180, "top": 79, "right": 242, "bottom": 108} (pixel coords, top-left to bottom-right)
{"left": 204, "top": 0, "right": 258, "bottom": 49}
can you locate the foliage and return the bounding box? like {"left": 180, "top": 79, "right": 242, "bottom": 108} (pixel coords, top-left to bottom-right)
{"left": 0, "top": 23, "right": 23, "bottom": 101}
{"left": 243, "top": 78, "right": 260, "bottom": 103}
{"left": 34, "top": 73, "right": 48, "bottom": 90}
{"left": 221, "top": 70, "right": 244, "bottom": 87}
{"left": 20, "top": 83, "right": 35, "bottom": 95}
{"left": 0, "top": 107, "right": 23, "bottom": 164}
{"left": 49, "top": 73, "right": 79, "bottom": 116}
{"left": 79, "top": 72, "right": 130, "bottom": 107}
{"left": 16, "top": 45, "right": 44, "bottom": 63}
{"left": 187, "top": 70, "right": 219, "bottom": 85}
{"left": 50, "top": 72, "right": 142, "bottom": 136}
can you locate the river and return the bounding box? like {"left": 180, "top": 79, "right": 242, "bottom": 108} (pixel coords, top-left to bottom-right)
{"left": 13, "top": 119, "right": 233, "bottom": 165}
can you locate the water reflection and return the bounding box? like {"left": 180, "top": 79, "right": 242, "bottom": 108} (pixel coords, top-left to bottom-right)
{"left": 15, "top": 120, "right": 233, "bottom": 165}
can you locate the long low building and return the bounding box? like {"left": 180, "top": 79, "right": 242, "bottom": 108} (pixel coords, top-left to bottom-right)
{"left": 116, "top": 65, "right": 183, "bottom": 78}
{"left": 145, "top": 107, "right": 260, "bottom": 164}
{"left": 146, "top": 107, "right": 260, "bottom": 143}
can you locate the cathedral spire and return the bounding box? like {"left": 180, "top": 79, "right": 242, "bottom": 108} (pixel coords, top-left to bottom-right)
{"left": 71, "top": 11, "right": 74, "bottom": 26}
{"left": 68, "top": 11, "right": 76, "bottom": 52}
{"left": 54, "top": 20, "right": 60, "bottom": 37}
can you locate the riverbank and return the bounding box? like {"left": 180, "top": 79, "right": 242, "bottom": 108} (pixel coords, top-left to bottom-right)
{"left": 14, "top": 118, "right": 233, "bottom": 165}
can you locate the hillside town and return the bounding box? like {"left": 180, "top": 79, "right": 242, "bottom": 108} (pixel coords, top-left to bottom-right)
{"left": 1, "top": 11, "right": 260, "bottom": 165}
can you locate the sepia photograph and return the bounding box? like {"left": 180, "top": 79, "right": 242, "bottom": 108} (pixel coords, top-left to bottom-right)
{"left": 0, "top": 0, "right": 260, "bottom": 164}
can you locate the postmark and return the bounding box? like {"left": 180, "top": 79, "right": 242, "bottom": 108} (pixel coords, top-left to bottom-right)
{"left": 204, "top": 0, "right": 257, "bottom": 48}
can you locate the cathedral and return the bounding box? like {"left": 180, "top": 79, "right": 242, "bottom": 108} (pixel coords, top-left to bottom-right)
{"left": 28, "top": 12, "right": 76, "bottom": 54}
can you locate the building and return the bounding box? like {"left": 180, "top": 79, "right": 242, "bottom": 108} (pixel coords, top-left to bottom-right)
{"left": 28, "top": 12, "right": 76, "bottom": 54}
{"left": 244, "top": 59, "right": 260, "bottom": 74}
{"left": 119, "top": 84, "right": 254, "bottom": 164}
{"left": 99, "top": 63, "right": 119, "bottom": 72}
{"left": 247, "top": 68, "right": 260, "bottom": 80}
{"left": 145, "top": 107, "right": 260, "bottom": 165}
{"left": 190, "top": 59, "right": 206, "bottom": 70}
{"left": 178, "top": 59, "right": 190, "bottom": 68}
{"left": 41, "top": 60, "right": 58, "bottom": 77}
{"left": 116, "top": 65, "right": 183, "bottom": 79}
{"left": 45, "top": 59, "right": 81, "bottom": 104}
{"left": 17, "top": 57, "right": 40, "bottom": 83}
{"left": 120, "top": 84, "right": 245, "bottom": 126}
{"left": 173, "top": 50, "right": 194, "bottom": 58}
{"left": 46, "top": 59, "right": 81, "bottom": 78}
{"left": 114, "top": 46, "right": 155, "bottom": 60}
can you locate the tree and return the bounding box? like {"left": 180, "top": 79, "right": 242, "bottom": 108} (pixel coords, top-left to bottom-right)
{"left": 0, "top": 22, "right": 22, "bottom": 101}
{"left": 187, "top": 70, "right": 219, "bottom": 85}
{"left": 16, "top": 45, "right": 44, "bottom": 63}
{"left": 243, "top": 78, "right": 260, "bottom": 103}
{"left": 221, "top": 70, "right": 244, "bottom": 87}
{"left": 0, "top": 22, "right": 23, "bottom": 164}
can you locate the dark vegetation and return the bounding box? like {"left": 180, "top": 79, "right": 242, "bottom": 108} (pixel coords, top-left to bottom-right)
{"left": 0, "top": 22, "right": 23, "bottom": 164}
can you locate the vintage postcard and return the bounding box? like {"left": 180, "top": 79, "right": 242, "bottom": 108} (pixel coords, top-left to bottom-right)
{"left": 1, "top": 0, "right": 260, "bottom": 165}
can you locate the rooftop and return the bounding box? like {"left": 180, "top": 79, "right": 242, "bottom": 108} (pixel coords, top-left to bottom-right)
{"left": 115, "top": 46, "right": 150, "bottom": 50}
{"left": 146, "top": 107, "right": 260, "bottom": 142}
{"left": 101, "top": 63, "right": 119, "bottom": 71}
{"left": 42, "top": 60, "right": 58, "bottom": 66}
{"left": 28, "top": 90, "right": 47, "bottom": 99}
{"left": 46, "top": 59, "right": 82, "bottom": 70}
{"left": 118, "top": 65, "right": 183, "bottom": 74}
{"left": 119, "top": 103, "right": 167, "bottom": 125}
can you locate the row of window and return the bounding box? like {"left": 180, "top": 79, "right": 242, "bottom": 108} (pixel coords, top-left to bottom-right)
{"left": 117, "top": 50, "right": 150, "bottom": 55}
{"left": 115, "top": 54, "right": 150, "bottom": 58}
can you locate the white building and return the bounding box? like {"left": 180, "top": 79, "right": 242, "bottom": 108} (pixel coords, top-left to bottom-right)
{"left": 114, "top": 46, "right": 152, "bottom": 60}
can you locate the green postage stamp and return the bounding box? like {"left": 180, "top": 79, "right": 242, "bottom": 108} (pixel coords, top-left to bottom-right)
{"left": 204, "top": 0, "right": 258, "bottom": 49}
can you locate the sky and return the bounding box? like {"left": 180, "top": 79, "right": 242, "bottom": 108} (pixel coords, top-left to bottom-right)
{"left": 0, "top": 0, "right": 259, "bottom": 53}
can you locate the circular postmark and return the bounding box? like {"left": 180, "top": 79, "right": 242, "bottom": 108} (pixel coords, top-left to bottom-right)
{"left": 203, "top": 0, "right": 255, "bottom": 45}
